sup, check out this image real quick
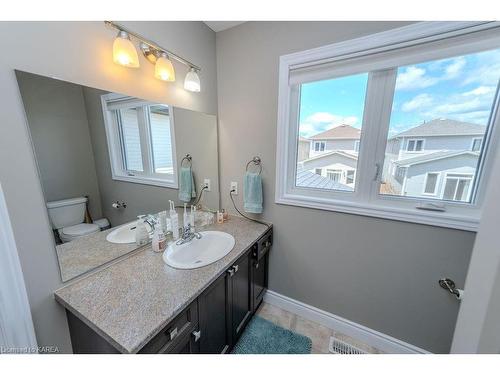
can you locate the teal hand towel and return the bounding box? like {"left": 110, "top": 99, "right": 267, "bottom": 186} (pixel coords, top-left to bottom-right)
{"left": 178, "top": 166, "right": 196, "bottom": 202}
{"left": 244, "top": 172, "right": 263, "bottom": 214}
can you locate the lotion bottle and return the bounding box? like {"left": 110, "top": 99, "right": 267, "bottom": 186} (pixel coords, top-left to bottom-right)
{"left": 169, "top": 200, "right": 179, "bottom": 240}
{"left": 152, "top": 225, "right": 167, "bottom": 253}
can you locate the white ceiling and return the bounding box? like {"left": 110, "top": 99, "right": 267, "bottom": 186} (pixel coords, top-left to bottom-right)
{"left": 203, "top": 21, "right": 246, "bottom": 32}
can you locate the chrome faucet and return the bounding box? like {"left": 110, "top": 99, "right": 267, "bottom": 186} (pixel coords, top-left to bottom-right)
{"left": 176, "top": 223, "right": 202, "bottom": 245}
{"left": 144, "top": 214, "right": 158, "bottom": 234}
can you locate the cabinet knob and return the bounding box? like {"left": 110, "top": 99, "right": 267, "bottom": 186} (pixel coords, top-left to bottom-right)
{"left": 233, "top": 264, "right": 239, "bottom": 273}
{"left": 227, "top": 268, "right": 235, "bottom": 277}
{"left": 254, "top": 262, "right": 259, "bottom": 269}
{"left": 192, "top": 330, "right": 201, "bottom": 342}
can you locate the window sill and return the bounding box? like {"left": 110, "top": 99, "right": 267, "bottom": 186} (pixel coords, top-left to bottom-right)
{"left": 275, "top": 194, "right": 479, "bottom": 232}
{"left": 112, "top": 174, "right": 178, "bottom": 189}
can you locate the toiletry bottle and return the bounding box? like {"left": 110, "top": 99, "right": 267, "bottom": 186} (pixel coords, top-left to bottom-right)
{"left": 190, "top": 205, "right": 196, "bottom": 231}
{"left": 135, "top": 215, "right": 149, "bottom": 246}
{"left": 217, "top": 210, "right": 224, "bottom": 224}
{"left": 152, "top": 225, "right": 167, "bottom": 253}
{"left": 222, "top": 209, "right": 229, "bottom": 222}
{"left": 158, "top": 211, "right": 167, "bottom": 233}
{"left": 183, "top": 203, "right": 188, "bottom": 229}
{"left": 169, "top": 201, "right": 179, "bottom": 240}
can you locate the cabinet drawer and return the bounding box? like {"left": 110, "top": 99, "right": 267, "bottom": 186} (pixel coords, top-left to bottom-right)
{"left": 254, "top": 230, "right": 272, "bottom": 260}
{"left": 139, "top": 300, "right": 198, "bottom": 354}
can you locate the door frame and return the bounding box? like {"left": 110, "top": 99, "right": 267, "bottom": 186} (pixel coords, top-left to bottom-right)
{"left": 0, "top": 183, "right": 38, "bottom": 353}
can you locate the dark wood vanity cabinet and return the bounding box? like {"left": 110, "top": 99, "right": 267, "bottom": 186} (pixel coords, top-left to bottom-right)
{"left": 65, "top": 227, "right": 272, "bottom": 354}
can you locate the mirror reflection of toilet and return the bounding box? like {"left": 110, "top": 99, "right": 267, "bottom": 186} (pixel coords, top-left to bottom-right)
{"left": 46, "top": 197, "right": 109, "bottom": 242}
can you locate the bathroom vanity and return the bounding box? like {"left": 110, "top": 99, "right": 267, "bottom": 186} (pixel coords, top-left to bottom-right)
{"left": 54, "top": 216, "right": 272, "bottom": 354}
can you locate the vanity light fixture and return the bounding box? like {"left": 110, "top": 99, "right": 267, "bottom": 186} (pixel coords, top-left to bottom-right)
{"left": 184, "top": 68, "right": 201, "bottom": 92}
{"left": 112, "top": 31, "right": 140, "bottom": 68}
{"left": 105, "top": 21, "right": 201, "bottom": 92}
{"left": 154, "top": 52, "right": 176, "bottom": 82}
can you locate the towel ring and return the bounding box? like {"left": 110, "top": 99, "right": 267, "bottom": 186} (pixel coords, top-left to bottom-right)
{"left": 246, "top": 156, "right": 262, "bottom": 175}
{"left": 181, "top": 154, "right": 192, "bottom": 168}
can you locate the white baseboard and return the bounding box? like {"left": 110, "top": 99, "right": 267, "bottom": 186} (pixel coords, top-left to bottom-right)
{"left": 264, "top": 290, "right": 430, "bottom": 354}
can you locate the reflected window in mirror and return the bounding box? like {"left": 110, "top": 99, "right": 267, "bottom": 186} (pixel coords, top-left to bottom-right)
{"left": 102, "top": 94, "right": 178, "bottom": 188}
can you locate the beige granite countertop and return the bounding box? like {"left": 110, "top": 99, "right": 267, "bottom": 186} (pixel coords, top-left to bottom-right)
{"left": 56, "top": 226, "right": 139, "bottom": 282}
{"left": 54, "top": 216, "right": 270, "bottom": 353}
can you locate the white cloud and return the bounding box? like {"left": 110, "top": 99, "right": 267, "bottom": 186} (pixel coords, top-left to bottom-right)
{"left": 444, "top": 57, "right": 466, "bottom": 79}
{"left": 299, "top": 112, "right": 359, "bottom": 137}
{"left": 401, "top": 93, "right": 433, "bottom": 112}
{"left": 395, "top": 66, "right": 437, "bottom": 90}
{"left": 463, "top": 86, "right": 496, "bottom": 97}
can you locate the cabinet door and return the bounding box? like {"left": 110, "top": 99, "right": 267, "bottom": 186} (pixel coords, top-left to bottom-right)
{"left": 230, "top": 251, "right": 252, "bottom": 343}
{"left": 252, "top": 252, "right": 268, "bottom": 312}
{"left": 198, "top": 272, "right": 230, "bottom": 354}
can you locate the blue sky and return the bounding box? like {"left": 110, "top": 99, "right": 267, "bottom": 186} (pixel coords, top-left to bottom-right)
{"left": 298, "top": 48, "right": 500, "bottom": 138}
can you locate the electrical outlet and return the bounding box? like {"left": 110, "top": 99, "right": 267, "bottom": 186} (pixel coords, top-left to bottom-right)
{"left": 203, "top": 179, "right": 211, "bottom": 192}
{"left": 230, "top": 181, "right": 238, "bottom": 195}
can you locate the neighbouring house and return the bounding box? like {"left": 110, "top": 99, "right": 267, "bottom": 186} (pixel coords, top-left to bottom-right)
{"left": 299, "top": 150, "right": 358, "bottom": 187}
{"left": 383, "top": 118, "right": 487, "bottom": 201}
{"left": 296, "top": 167, "right": 353, "bottom": 192}
{"left": 308, "top": 124, "right": 361, "bottom": 157}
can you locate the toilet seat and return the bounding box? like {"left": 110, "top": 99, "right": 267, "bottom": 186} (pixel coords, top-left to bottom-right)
{"left": 59, "top": 223, "right": 100, "bottom": 242}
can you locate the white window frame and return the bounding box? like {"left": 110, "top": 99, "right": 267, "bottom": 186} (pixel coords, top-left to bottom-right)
{"left": 326, "top": 169, "right": 342, "bottom": 182}
{"left": 275, "top": 21, "right": 500, "bottom": 231}
{"left": 101, "top": 93, "right": 178, "bottom": 189}
{"left": 442, "top": 173, "right": 474, "bottom": 202}
{"left": 471, "top": 137, "right": 483, "bottom": 152}
{"left": 313, "top": 141, "right": 326, "bottom": 152}
{"left": 422, "top": 172, "right": 440, "bottom": 196}
{"left": 406, "top": 138, "right": 425, "bottom": 152}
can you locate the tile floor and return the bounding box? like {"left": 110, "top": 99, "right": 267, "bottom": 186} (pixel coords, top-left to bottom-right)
{"left": 255, "top": 302, "right": 382, "bottom": 354}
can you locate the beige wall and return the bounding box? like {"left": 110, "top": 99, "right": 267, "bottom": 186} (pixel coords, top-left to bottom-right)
{"left": 216, "top": 21, "right": 475, "bottom": 353}
{"left": 0, "top": 21, "right": 217, "bottom": 353}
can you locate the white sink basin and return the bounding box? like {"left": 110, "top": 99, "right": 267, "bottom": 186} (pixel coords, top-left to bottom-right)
{"left": 163, "top": 231, "right": 235, "bottom": 269}
{"left": 106, "top": 221, "right": 146, "bottom": 244}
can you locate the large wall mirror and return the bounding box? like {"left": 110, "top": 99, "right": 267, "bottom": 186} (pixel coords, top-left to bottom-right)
{"left": 17, "top": 70, "right": 219, "bottom": 282}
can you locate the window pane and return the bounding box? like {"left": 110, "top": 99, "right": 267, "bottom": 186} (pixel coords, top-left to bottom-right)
{"left": 119, "top": 108, "right": 143, "bottom": 172}
{"left": 149, "top": 105, "right": 174, "bottom": 174}
{"left": 380, "top": 49, "right": 500, "bottom": 203}
{"left": 296, "top": 73, "right": 368, "bottom": 191}
{"left": 424, "top": 173, "right": 438, "bottom": 194}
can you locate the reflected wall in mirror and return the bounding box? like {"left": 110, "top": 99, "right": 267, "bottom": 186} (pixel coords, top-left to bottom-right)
{"left": 16, "top": 70, "right": 219, "bottom": 282}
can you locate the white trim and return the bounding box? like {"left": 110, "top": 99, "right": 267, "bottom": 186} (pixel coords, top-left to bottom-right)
{"left": 0, "top": 183, "right": 38, "bottom": 352}
{"left": 264, "top": 290, "right": 430, "bottom": 354}
{"left": 422, "top": 172, "right": 440, "bottom": 196}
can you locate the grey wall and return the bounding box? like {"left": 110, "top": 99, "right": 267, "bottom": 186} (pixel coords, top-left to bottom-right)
{"left": 16, "top": 71, "right": 103, "bottom": 220}
{"left": 82, "top": 88, "right": 219, "bottom": 227}
{"left": 0, "top": 21, "right": 217, "bottom": 353}
{"left": 216, "top": 21, "right": 475, "bottom": 353}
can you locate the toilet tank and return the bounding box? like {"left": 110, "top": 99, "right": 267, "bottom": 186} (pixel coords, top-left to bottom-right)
{"left": 46, "top": 197, "right": 87, "bottom": 229}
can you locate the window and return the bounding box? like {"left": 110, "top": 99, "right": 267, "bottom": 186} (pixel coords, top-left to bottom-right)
{"left": 423, "top": 173, "right": 440, "bottom": 195}
{"left": 346, "top": 170, "right": 355, "bottom": 184}
{"left": 471, "top": 138, "right": 483, "bottom": 151}
{"left": 314, "top": 141, "right": 326, "bottom": 152}
{"left": 443, "top": 174, "right": 473, "bottom": 202}
{"left": 276, "top": 22, "right": 500, "bottom": 230}
{"left": 354, "top": 140, "right": 360, "bottom": 152}
{"left": 315, "top": 168, "right": 322, "bottom": 175}
{"left": 101, "top": 94, "right": 177, "bottom": 188}
{"left": 327, "top": 169, "right": 342, "bottom": 182}
{"left": 406, "top": 139, "right": 424, "bottom": 152}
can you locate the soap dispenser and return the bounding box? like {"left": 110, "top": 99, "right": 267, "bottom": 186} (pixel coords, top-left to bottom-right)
{"left": 135, "top": 215, "right": 149, "bottom": 246}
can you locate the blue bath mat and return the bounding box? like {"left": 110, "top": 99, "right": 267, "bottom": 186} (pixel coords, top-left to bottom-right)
{"left": 232, "top": 316, "right": 312, "bottom": 354}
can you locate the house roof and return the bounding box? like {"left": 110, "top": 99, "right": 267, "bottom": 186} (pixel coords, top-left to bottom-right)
{"left": 391, "top": 119, "right": 486, "bottom": 139}
{"left": 309, "top": 124, "right": 361, "bottom": 140}
{"left": 394, "top": 150, "right": 480, "bottom": 167}
{"left": 296, "top": 169, "right": 353, "bottom": 191}
{"left": 301, "top": 150, "right": 358, "bottom": 163}
{"left": 299, "top": 136, "right": 310, "bottom": 142}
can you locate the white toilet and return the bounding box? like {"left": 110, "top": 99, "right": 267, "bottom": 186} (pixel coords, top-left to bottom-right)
{"left": 46, "top": 196, "right": 101, "bottom": 242}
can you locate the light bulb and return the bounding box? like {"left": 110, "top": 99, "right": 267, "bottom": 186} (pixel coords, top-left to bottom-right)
{"left": 184, "top": 68, "right": 201, "bottom": 92}
{"left": 154, "top": 52, "right": 176, "bottom": 82}
{"left": 112, "top": 31, "right": 140, "bottom": 68}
